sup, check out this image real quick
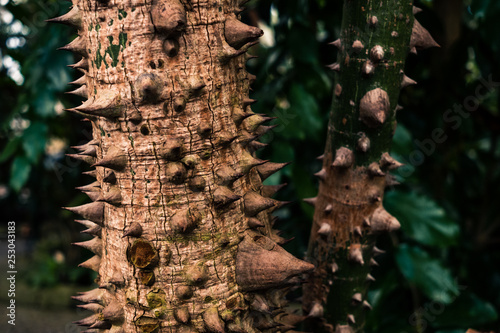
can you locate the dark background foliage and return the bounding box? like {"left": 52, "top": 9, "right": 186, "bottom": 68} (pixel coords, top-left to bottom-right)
{"left": 0, "top": 0, "right": 499, "bottom": 331}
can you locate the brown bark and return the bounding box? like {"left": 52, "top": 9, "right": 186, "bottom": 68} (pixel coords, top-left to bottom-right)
{"left": 54, "top": 0, "right": 313, "bottom": 332}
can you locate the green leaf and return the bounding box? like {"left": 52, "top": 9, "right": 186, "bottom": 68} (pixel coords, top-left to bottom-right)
{"left": 395, "top": 244, "right": 460, "bottom": 304}
{"left": 433, "top": 292, "right": 498, "bottom": 328}
{"left": 10, "top": 156, "right": 31, "bottom": 192}
{"left": 33, "top": 91, "right": 57, "bottom": 117}
{"left": 22, "top": 122, "right": 48, "bottom": 163}
{"left": 385, "top": 190, "right": 460, "bottom": 247}
{"left": 0, "top": 137, "right": 20, "bottom": 163}
{"left": 285, "top": 83, "right": 322, "bottom": 141}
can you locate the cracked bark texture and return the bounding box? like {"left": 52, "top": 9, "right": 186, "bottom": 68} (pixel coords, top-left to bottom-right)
{"left": 302, "top": 2, "right": 438, "bottom": 332}
{"left": 53, "top": 0, "right": 314, "bottom": 332}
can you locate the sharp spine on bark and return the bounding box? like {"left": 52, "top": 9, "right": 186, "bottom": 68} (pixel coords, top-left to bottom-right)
{"left": 352, "top": 293, "right": 362, "bottom": 303}
{"left": 357, "top": 133, "right": 370, "bottom": 152}
{"left": 70, "top": 75, "right": 87, "bottom": 86}
{"left": 327, "top": 62, "right": 340, "bottom": 72}
{"left": 347, "top": 314, "right": 356, "bottom": 324}
{"left": 213, "top": 186, "right": 241, "bottom": 209}
{"left": 261, "top": 183, "right": 286, "bottom": 197}
{"left": 69, "top": 90, "right": 123, "bottom": 118}
{"left": 362, "top": 60, "right": 375, "bottom": 76}
{"left": 332, "top": 147, "right": 354, "bottom": 168}
{"left": 165, "top": 162, "right": 187, "bottom": 184}
{"left": 68, "top": 58, "right": 89, "bottom": 72}
{"left": 74, "top": 314, "right": 99, "bottom": 327}
{"left": 47, "top": 6, "right": 82, "bottom": 28}
{"left": 373, "top": 246, "right": 385, "bottom": 256}
{"left": 380, "top": 152, "right": 404, "bottom": 170}
{"left": 243, "top": 191, "right": 275, "bottom": 216}
{"left": 76, "top": 220, "right": 102, "bottom": 236}
{"left": 235, "top": 236, "right": 314, "bottom": 291}
{"left": 135, "top": 73, "right": 163, "bottom": 103}
{"left": 401, "top": 74, "right": 417, "bottom": 88}
{"left": 386, "top": 174, "right": 400, "bottom": 187}
{"left": 255, "top": 124, "right": 278, "bottom": 137}
{"left": 123, "top": 222, "right": 143, "bottom": 238}
{"left": 224, "top": 15, "right": 263, "bottom": 49}
{"left": 352, "top": 40, "right": 364, "bottom": 52}
{"left": 255, "top": 161, "right": 290, "bottom": 181}
{"left": 64, "top": 202, "right": 104, "bottom": 225}
{"left": 72, "top": 288, "right": 105, "bottom": 304}
{"left": 171, "top": 208, "right": 201, "bottom": 233}
{"left": 97, "top": 186, "right": 122, "bottom": 205}
{"left": 318, "top": 223, "right": 332, "bottom": 237}
{"left": 58, "top": 36, "right": 87, "bottom": 57}
{"left": 245, "top": 114, "right": 273, "bottom": 132}
{"left": 187, "top": 76, "right": 206, "bottom": 95}
{"left": 79, "top": 255, "right": 101, "bottom": 272}
{"left": 303, "top": 197, "right": 317, "bottom": 207}
{"left": 367, "top": 162, "right": 385, "bottom": 177}
{"left": 89, "top": 320, "right": 111, "bottom": 329}
{"left": 161, "top": 137, "right": 184, "bottom": 161}
{"left": 232, "top": 106, "right": 252, "bottom": 125}
{"left": 151, "top": 0, "right": 186, "bottom": 36}
{"left": 247, "top": 217, "right": 265, "bottom": 229}
{"left": 243, "top": 98, "right": 257, "bottom": 108}
{"left": 248, "top": 140, "right": 268, "bottom": 152}
{"left": 369, "top": 206, "right": 400, "bottom": 232}
{"left": 308, "top": 301, "right": 324, "bottom": 318}
{"left": 101, "top": 302, "right": 124, "bottom": 322}
{"left": 370, "top": 45, "right": 385, "bottom": 62}
{"left": 77, "top": 303, "right": 104, "bottom": 313}
{"left": 314, "top": 168, "right": 327, "bottom": 182}
{"left": 66, "top": 153, "right": 94, "bottom": 165}
{"left": 362, "top": 300, "right": 372, "bottom": 310}
{"left": 359, "top": 88, "right": 390, "bottom": 128}
{"left": 76, "top": 145, "right": 97, "bottom": 157}
{"left": 92, "top": 146, "right": 127, "bottom": 171}
{"left": 216, "top": 165, "right": 244, "bottom": 185}
{"left": 239, "top": 152, "right": 267, "bottom": 174}
{"left": 219, "top": 40, "right": 258, "bottom": 63}
{"left": 411, "top": 20, "right": 440, "bottom": 51}
{"left": 218, "top": 131, "right": 238, "bottom": 147}
{"left": 75, "top": 181, "right": 100, "bottom": 192}
{"left": 348, "top": 244, "right": 364, "bottom": 265}
{"left": 330, "top": 39, "right": 341, "bottom": 49}
{"left": 73, "top": 237, "right": 102, "bottom": 256}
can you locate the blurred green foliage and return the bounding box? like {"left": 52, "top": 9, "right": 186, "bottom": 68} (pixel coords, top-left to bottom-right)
{"left": 1, "top": 0, "right": 499, "bottom": 331}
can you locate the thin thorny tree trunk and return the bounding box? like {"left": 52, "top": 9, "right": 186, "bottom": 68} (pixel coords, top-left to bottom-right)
{"left": 52, "top": 0, "right": 313, "bottom": 332}
{"left": 302, "top": 1, "right": 438, "bottom": 332}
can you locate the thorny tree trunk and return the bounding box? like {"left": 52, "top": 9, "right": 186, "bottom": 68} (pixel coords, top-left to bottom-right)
{"left": 52, "top": 0, "right": 313, "bottom": 332}
{"left": 302, "top": 1, "right": 438, "bottom": 332}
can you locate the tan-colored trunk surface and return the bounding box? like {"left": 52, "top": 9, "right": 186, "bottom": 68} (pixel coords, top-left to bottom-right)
{"left": 58, "top": 0, "right": 314, "bottom": 332}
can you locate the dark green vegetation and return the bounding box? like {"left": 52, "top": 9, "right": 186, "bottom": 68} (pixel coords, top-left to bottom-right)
{"left": 1, "top": 0, "right": 500, "bottom": 332}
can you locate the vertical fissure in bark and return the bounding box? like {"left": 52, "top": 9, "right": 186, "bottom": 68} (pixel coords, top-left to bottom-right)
{"left": 54, "top": 0, "right": 314, "bottom": 332}
{"left": 302, "top": 2, "right": 438, "bottom": 332}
